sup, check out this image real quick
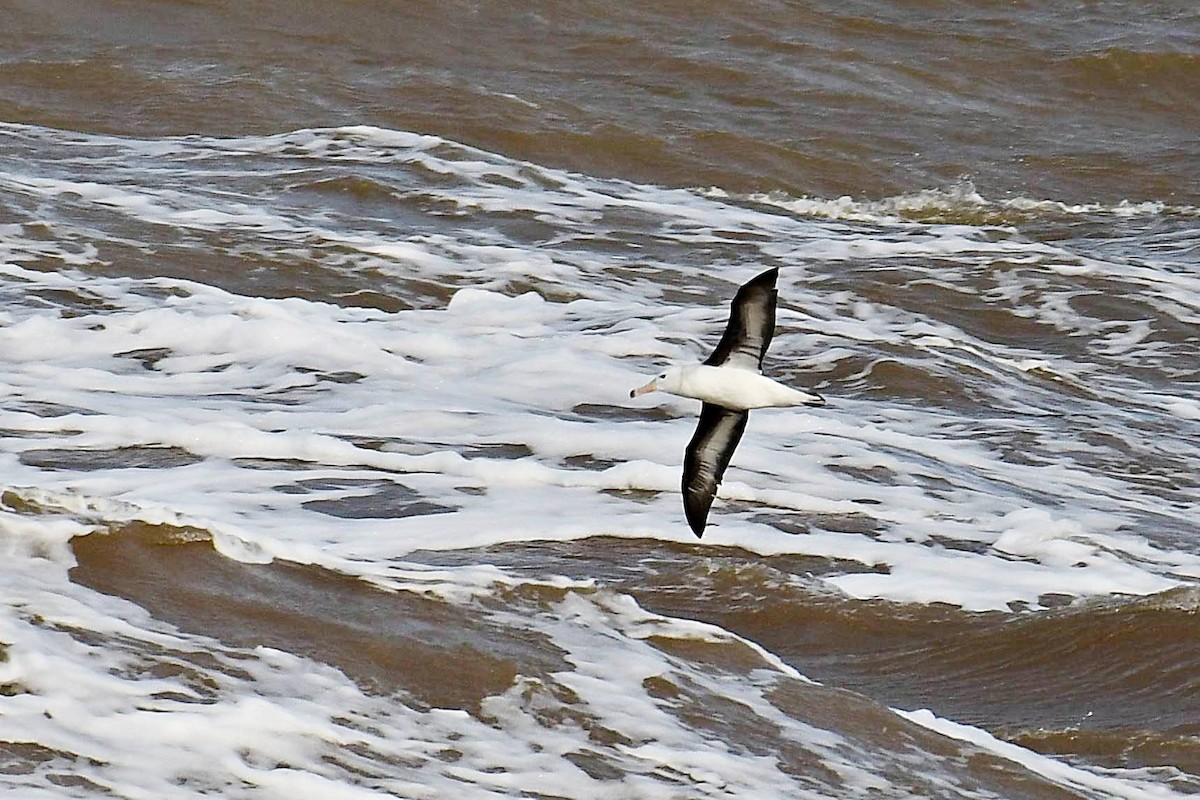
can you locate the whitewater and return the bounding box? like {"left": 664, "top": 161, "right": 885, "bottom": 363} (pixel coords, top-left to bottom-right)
{"left": 2, "top": 123, "right": 1199, "bottom": 798}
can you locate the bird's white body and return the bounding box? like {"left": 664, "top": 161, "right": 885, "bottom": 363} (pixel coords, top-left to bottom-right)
{"left": 635, "top": 364, "right": 824, "bottom": 411}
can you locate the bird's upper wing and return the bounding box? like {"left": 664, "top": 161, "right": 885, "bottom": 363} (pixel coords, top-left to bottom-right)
{"left": 703, "top": 267, "right": 778, "bottom": 370}
{"left": 683, "top": 403, "right": 750, "bottom": 537}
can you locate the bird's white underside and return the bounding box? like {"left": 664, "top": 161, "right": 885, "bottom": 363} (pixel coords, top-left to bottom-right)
{"left": 642, "top": 364, "right": 822, "bottom": 411}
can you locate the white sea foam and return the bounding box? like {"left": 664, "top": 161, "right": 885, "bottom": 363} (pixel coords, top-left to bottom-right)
{"left": 6, "top": 514, "right": 1176, "bottom": 799}
{"left": 2, "top": 122, "right": 1199, "bottom": 798}
{"left": 733, "top": 180, "right": 1200, "bottom": 223}
{"left": 901, "top": 709, "right": 1191, "bottom": 800}
{"left": 2, "top": 123, "right": 1198, "bottom": 610}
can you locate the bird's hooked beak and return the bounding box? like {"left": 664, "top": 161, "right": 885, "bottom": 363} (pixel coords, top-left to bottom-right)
{"left": 629, "top": 378, "right": 658, "bottom": 398}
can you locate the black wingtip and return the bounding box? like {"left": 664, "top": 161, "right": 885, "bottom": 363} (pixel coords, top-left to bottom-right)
{"left": 752, "top": 267, "right": 779, "bottom": 286}
{"left": 684, "top": 497, "right": 709, "bottom": 538}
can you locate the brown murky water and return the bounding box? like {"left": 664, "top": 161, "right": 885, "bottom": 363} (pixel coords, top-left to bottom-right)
{"left": 2, "top": 1, "right": 1199, "bottom": 797}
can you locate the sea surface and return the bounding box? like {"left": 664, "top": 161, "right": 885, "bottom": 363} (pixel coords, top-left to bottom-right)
{"left": 2, "top": 2, "right": 1199, "bottom": 798}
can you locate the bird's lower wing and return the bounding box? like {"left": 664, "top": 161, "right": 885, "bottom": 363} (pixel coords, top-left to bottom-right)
{"left": 683, "top": 403, "right": 749, "bottom": 537}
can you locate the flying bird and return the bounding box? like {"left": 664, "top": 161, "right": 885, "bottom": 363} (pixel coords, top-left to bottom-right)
{"left": 630, "top": 268, "right": 825, "bottom": 537}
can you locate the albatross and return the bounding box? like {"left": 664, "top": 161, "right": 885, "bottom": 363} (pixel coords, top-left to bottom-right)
{"left": 630, "top": 268, "right": 825, "bottom": 537}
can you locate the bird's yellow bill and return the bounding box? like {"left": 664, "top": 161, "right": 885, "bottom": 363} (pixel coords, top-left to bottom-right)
{"left": 630, "top": 379, "right": 657, "bottom": 398}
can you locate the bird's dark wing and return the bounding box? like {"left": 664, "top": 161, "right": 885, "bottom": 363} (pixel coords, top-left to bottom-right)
{"left": 703, "top": 267, "right": 778, "bottom": 370}
{"left": 683, "top": 403, "right": 750, "bottom": 537}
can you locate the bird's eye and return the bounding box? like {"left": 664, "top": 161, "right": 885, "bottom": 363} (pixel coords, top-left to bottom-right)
{"left": 659, "top": 373, "right": 667, "bottom": 379}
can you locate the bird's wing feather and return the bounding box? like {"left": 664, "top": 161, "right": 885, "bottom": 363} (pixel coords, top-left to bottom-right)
{"left": 683, "top": 403, "right": 749, "bottom": 537}
{"left": 703, "top": 267, "right": 778, "bottom": 370}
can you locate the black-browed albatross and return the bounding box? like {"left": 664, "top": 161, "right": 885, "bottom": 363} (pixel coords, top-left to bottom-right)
{"left": 630, "top": 268, "right": 825, "bottom": 537}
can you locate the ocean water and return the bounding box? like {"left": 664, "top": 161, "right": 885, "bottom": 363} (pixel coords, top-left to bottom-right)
{"left": 2, "top": 2, "right": 1199, "bottom": 798}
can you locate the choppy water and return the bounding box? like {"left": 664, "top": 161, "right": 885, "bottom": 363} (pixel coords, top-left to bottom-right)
{"left": 2, "top": 2, "right": 1199, "bottom": 798}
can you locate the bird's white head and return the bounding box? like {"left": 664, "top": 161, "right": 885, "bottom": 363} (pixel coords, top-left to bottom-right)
{"left": 630, "top": 366, "right": 687, "bottom": 399}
